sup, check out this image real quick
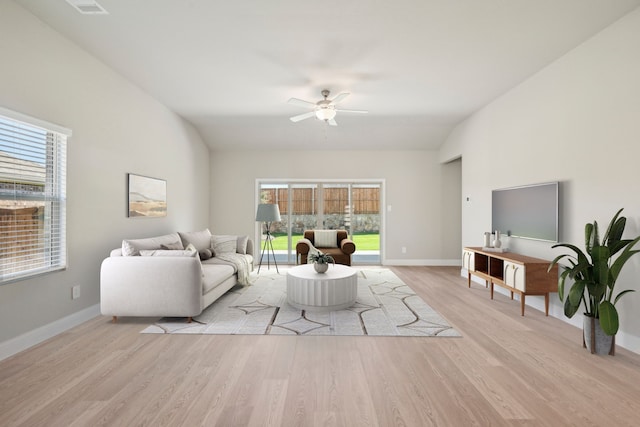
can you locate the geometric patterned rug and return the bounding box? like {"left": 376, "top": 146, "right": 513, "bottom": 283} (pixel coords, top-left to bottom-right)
{"left": 141, "top": 268, "right": 461, "bottom": 337}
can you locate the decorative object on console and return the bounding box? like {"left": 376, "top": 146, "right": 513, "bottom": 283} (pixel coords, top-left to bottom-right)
{"left": 309, "top": 252, "right": 335, "bottom": 274}
{"left": 484, "top": 232, "right": 491, "bottom": 248}
{"left": 255, "top": 203, "right": 281, "bottom": 273}
{"left": 548, "top": 208, "right": 640, "bottom": 355}
{"left": 127, "top": 173, "right": 166, "bottom": 218}
{"left": 493, "top": 230, "right": 502, "bottom": 248}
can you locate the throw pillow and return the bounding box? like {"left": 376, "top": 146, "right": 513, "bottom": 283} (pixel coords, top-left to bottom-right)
{"left": 139, "top": 249, "right": 198, "bottom": 257}
{"left": 198, "top": 248, "right": 213, "bottom": 260}
{"left": 236, "top": 235, "right": 249, "bottom": 254}
{"left": 314, "top": 230, "right": 338, "bottom": 248}
{"left": 139, "top": 243, "right": 198, "bottom": 257}
{"left": 122, "top": 232, "right": 183, "bottom": 256}
{"left": 211, "top": 235, "right": 237, "bottom": 255}
{"left": 161, "top": 241, "right": 184, "bottom": 250}
{"left": 178, "top": 229, "right": 212, "bottom": 251}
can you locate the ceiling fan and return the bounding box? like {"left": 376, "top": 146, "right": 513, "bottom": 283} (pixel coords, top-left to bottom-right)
{"left": 288, "top": 90, "right": 368, "bottom": 126}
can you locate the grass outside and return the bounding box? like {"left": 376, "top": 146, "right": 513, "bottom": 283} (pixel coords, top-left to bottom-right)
{"left": 268, "top": 233, "right": 380, "bottom": 251}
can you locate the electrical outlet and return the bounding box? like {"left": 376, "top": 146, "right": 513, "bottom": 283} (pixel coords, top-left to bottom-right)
{"left": 401, "top": 246, "right": 407, "bottom": 254}
{"left": 72, "top": 285, "right": 80, "bottom": 300}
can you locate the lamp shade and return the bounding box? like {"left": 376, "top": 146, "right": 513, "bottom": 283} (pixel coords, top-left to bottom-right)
{"left": 256, "top": 203, "right": 281, "bottom": 222}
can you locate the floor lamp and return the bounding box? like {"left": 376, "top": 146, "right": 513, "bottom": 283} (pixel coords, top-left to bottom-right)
{"left": 256, "top": 203, "right": 281, "bottom": 273}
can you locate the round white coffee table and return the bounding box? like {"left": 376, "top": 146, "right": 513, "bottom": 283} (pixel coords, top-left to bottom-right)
{"left": 286, "top": 264, "right": 358, "bottom": 311}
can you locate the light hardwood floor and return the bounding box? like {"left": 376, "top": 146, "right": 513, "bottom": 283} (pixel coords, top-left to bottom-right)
{"left": 2, "top": 266, "right": 640, "bottom": 426}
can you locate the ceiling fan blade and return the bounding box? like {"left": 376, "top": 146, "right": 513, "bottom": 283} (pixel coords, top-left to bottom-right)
{"left": 335, "top": 109, "right": 368, "bottom": 114}
{"left": 328, "top": 118, "right": 338, "bottom": 126}
{"left": 290, "top": 111, "right": 316, "bottom": 122}
{"left": 288, "top": 98, "right": 316, "bottom": 108}
{"left": 331, "top": 92, "right": 350, "bottom": 105}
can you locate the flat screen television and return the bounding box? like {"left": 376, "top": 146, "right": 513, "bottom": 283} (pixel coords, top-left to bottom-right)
{"left": 492, "top": 181, "right": 559, "bottom": 242}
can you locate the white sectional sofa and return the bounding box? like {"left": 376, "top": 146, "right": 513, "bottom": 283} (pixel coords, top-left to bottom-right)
{"left": 100, "top": 229, "right": 253, "bottom": 322}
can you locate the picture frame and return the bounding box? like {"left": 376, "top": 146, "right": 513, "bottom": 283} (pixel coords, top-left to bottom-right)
{"left": 127, "top": 173, "right": 167, "bottom": 218}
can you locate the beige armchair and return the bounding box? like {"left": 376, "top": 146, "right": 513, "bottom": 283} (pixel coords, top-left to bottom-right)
{"left": 296, "top": 230, "right": 356, "bottom": 266}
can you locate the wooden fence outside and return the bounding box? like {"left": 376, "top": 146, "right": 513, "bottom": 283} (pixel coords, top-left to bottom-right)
{"left": 0, "top": 206, "right": 44, "bottom": 275}
{"left": 261, "top": 187, "right": 379, "bottom": 215}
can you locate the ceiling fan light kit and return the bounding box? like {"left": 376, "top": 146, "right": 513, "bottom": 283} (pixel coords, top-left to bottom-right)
{"left": 315, "top": 107, "right": 336, "bottom": 121}
{"left": 288, "top": 89, "right": 367, "bottom": 126}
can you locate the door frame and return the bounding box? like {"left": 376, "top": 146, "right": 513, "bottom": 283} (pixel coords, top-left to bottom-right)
{"left": 255, "top": 178, "right": 386, "bottom": 264}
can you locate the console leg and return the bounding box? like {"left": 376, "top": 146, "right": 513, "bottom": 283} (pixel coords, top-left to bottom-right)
{"left": 545, "top": 293, "right": 550, "bottom": 316}
{"left": 490, "top": 282, "right": 494, "bottom": 300}
{"left": 112, "top": 316, "right": 117, "bottom": 323}
{"left": 521, "top": 295, "right": 525, "bottom": 316}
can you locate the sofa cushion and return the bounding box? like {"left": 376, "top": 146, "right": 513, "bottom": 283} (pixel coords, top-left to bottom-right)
{"left": 122, "top": 232, "right": 183, "bottom": 256}
{"left": 314, "top": 230, "right": 338, "bottom": 248}
{"left": 178, "top": 229, "right": 212, "bottom": 251}
{"left": 201, "top": 263, "right": 235, "bottom": 294}
{"left": 211, "top": 234, "right": 237, "bottom": 255}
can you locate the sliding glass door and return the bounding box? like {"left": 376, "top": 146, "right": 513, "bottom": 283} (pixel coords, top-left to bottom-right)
{"left": 257, "top": 181, "right": 382, "bottom": 265}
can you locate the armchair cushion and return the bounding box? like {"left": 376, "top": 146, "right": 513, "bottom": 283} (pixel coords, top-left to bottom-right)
{"left": 314, "top": 230, "right": 338, "bottom": 247}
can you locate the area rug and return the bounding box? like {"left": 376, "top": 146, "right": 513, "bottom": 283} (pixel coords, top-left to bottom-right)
{"left": 141, "top": 268, "right": 461, "bottom": 337}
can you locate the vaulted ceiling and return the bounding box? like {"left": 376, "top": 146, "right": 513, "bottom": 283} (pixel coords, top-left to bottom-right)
{"left": 17, "top": 0, "right": 640, "bottom": 151}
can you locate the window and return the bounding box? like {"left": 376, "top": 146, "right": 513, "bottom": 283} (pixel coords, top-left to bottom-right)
{"left": 0, "top": 107, "right": 70, "bottom": 284}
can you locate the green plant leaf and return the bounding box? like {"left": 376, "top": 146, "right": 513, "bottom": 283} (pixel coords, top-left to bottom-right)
{"left": 598, "top": 301, "right": 619, "bottom": 336}
{"left": 585, "top": 223, "right": 594, "bottom": 254}
{"left": 609, "top": 237, "right": 640, "bottom": 287}
{"left": 586, "top": 281, "right": 606, "bottom": 302}
{"left": 614, "top": 289, "right": 635, "bottom": 305}
{"left": 557, "top": 269, "right": 572, "bottom": 301}
{"left": 607, "top": 238, "right": 633, "bottom": 257}
{"left": 591, "top": 246, "right": 610, "bottom": 286}
{"left": 603, "top": 208, "right": 624, "bottom": 245}
{"left": 551, "top": 243, "right": 590, "bottom": 267}
{"left": 568, "top": 281, "right": 586, "bottom": 306}
{"left": 564, "top": 296, "right": 580, "bottom": 318}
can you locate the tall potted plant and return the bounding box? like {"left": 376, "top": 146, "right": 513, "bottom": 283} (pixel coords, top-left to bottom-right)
{"left": 548, "top": 208, "right": 640, "bottom": 355}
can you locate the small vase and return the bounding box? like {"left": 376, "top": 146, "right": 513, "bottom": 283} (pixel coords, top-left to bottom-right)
{"left": 314, "top": 262, "right": 329, "bottom": 274}
{"left": 493, "top": 230, "right": 502, "bottom": 249}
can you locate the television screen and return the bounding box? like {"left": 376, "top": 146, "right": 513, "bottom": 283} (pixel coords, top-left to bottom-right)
{"left": 492, "top": 182, "right": 559, "bottom": 242}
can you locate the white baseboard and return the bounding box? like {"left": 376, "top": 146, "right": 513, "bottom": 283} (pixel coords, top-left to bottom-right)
{"left": 0, "top": 304, "right": 101, "bottom": 361}
{"left": 384, "top": 259, "right": 462, "bottom": 266}
{"left": 460, "top": 269, "right": 640, "bottom": 355}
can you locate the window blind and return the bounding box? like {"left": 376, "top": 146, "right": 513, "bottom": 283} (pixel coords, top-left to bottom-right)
{"left": 0, "top": 107, "right": 70, "bottom": 284}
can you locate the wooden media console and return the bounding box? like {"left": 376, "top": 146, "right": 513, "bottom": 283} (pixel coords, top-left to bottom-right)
{"left": 462, "top": 247, "right": 559, "bottom": 316}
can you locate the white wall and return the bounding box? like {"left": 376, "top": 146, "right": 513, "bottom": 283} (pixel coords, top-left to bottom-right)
{"left": 209, "top": 150, "right": 461, "bottom": 265}
{"left": 439, "top": 8, "right": 640, "bottom": 352}
{"left": 0, "top": 2, "right": 210, "bottom": 346}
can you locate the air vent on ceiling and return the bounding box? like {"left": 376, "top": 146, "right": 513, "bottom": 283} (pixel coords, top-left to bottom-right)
{"left": 65, "top": 0, "right": 109, "bottom": 15}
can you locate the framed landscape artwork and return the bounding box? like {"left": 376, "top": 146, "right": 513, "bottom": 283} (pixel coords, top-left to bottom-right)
{"left": 127, "top": 173, "right": 167, "bottom": 218}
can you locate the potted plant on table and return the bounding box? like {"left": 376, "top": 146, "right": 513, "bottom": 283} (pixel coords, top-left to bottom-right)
{"left": 309, "top": 252, "right": 335, "bottom": 274}
{"left": 548, "top": 208, "right": 640, "bottom": 355}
